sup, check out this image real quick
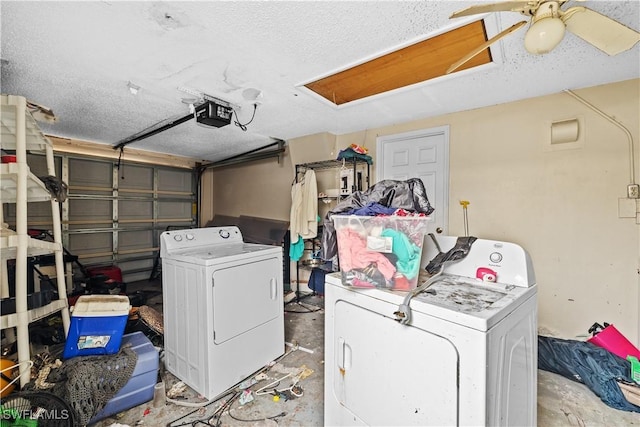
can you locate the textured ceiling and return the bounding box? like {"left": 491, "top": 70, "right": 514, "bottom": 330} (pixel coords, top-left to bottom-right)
{"left": 1, "top": 1, "right": 639, "bottom": 162}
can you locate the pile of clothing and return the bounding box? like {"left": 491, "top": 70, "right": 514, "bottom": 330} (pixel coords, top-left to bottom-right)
{"left": 322, "top": 178, "right": 434, "bottom": 290}
{"left": 336, "top": 212, "right": 428, "bottom": 290}
{"left": 538, "top": 335, "right": 639, "bottom": 412}
{"left": 322, "top": 178, "right": 434, "bottom": 260}
{"left": 336, "top": 143, "right": 373, "bottom": 165}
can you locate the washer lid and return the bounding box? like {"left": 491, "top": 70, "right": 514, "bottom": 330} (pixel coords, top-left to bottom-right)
{"left": 168, "top": 242, "right": 281, "bottom": 264}
{"left": 408, "top": 275, "right": 536, "bottom": 331}
{"left": 414, "top": 276, "right": 507, "bottom": 313}
{"left": 325, "top": 273, "right": 536, "bottom": 332}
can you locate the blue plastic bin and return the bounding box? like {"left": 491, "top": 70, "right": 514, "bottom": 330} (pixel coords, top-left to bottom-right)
{"left": 88, "top": 331, "right": 160, "bottom": 424}
{"left": 63, "top": 295, "right": 131, "bottom": 359}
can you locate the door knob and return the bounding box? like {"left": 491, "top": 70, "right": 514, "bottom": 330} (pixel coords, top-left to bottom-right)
{"left": 436, "top": 227, "right": 443, "bottom": 234}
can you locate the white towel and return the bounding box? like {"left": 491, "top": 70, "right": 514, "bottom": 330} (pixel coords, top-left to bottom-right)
{"left": 290, "top": 169, "right": 318, "bottom": 241}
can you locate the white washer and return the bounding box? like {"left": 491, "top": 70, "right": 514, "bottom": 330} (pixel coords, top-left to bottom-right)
{"left": 325, "top": 236, "right": 537, "bottom": 426}
{"left": 160, "top": 226, "right": 284, "bottom": 399}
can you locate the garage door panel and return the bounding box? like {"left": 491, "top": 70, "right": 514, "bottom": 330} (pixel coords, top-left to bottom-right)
{"left": 69, "top": 233, "right": 112, "bottom": 254}
{"left": 158, "top": 201, "right": 192, "bottom": 219}
{"left": 5, "top": 200, "right": 52, "bottom": 225}
{"left": 61, "top": 156, "right": 194, "bottom": 280}
{"left": 81, "top": 255, "right": 113, "bottom": 264}
{"left": 120, "top": 200, "right": 153, "bottom": 220}
{"left": 69, "top": 199, "right": 112, "bottom": 221}
{"left": 71, "top": 188, "right": 111, "bottom": 196}
{"left": 117, "top": 258, "right": 154, "bottom": 273}
{"left": 119, "top": 230, "right": 153, "bottom": 251}
{"left": 158, "top": 169, "right": 192, "bottom": 192}
{"left": 120, "top": 165, "right": 153, "bottom": 192}
{"left": 68, "top": 223, "right": 112, "bottom": 230}
{"left": 27, "top": 153, "right": 61, "bottom": 177}
{"left": 69, "top": 159, "right": 111, "bottom": 187}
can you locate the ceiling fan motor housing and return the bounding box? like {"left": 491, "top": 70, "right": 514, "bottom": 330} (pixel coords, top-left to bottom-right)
{"left": 524, "top": 1, "right": 566, "bottom": 54}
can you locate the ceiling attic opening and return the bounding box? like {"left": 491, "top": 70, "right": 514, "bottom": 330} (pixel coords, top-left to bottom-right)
{"left": 304, "top": 20, "right": 492, "bottom": 106}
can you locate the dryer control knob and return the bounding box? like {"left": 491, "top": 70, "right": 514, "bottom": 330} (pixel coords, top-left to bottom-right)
{"left": 186, "top": 233, "right": 195, "bottom": 240}
{"left": 219, "top": 229, "right": 230, "bottom": 239}
{"left": 173, "top": 234, "right": 183, "bottom": 242}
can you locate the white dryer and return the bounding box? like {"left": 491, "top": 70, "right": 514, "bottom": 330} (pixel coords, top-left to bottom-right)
{"left": 325, "top": 236, "right": 537, "bottom": 426}
{"left": 160, "top": 226, "right": 284, "bottom": 399}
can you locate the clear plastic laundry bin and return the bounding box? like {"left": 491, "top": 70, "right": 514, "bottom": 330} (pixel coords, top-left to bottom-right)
{"left": 333, "top": 214, "right": 431, "bottom": 291}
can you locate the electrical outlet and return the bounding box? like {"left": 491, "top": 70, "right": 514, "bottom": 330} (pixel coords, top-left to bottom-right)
{"left": 628, "top": 184, "right": 640, "bottom": 199}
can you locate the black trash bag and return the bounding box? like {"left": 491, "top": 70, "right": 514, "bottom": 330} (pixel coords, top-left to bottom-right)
{"left": 538, "top": 335, "right": 640, "bottom": 412}
{"left": 321, "top": 178, "right": 435, "bottom": 260}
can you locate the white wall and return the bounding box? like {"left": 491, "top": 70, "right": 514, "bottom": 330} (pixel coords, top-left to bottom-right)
{"left": 447, "top": 82, "right": 638, "bottom": 343}
{"left": 340, "top": 79, "right": 640, "bottom": 343}
{"left": 210, "top": 79, "right": 640, "bottom": 344}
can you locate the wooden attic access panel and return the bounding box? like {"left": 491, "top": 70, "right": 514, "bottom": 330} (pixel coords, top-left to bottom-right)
{"left": 305, "top": 20, "right": 491, "bottom": 105}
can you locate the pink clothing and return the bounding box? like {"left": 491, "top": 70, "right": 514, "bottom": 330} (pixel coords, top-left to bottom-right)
{"left": 336, "top": 228, "right": 396, "bottom": 280}
{"left": 352, "top": 278, "right": 376, "bottom": 288}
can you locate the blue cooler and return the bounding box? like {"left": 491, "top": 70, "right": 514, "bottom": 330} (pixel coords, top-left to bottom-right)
{"left": 89, "top": 331, "right": 160, "bottom": 424}
{"left": 63, "top": 295, "right": 131, "bottom": 359}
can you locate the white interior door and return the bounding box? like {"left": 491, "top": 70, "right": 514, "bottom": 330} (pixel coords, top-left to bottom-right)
{"left": 376, "top": 126, "right": 449, "bottom": 234}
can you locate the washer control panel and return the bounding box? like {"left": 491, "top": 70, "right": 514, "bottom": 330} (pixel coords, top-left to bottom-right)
{"left": 422, "top": 236, "right": 536, "bottom": 288}
{"left": 161, "top": 226, "right": 243, "bottom": 256}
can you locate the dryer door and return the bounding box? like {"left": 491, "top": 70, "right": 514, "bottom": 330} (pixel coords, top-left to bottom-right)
{"left": 331, "top": 300, "right": 459, "bottom": 426}
{"left": 212, "top": 256, "right": 281, "bottom": 344}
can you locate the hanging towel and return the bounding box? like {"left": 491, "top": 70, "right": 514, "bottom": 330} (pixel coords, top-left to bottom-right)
{"left": 290, "top": 181, "right": 304, "bottom": 244}
{"left": 290, "top": 169, "right": 318, "bottom": 243}
{"left": 299, "top": 169, "right": 318, "bottom": 239}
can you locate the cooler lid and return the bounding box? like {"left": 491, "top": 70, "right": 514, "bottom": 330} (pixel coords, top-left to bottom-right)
{"left": 72, "top": 295, "right": 131, "bottom": 316}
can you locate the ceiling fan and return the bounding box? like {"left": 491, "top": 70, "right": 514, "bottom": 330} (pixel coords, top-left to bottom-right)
{"left": 447, "top": 0, "right": 640, "bottom": 74}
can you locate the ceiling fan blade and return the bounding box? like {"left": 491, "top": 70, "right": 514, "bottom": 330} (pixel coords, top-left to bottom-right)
{"left": 450, "top": 1, "right": 537, "bottom": 19}
{"left": 446, "top": 21, "right": 527, "bottom": 74}
{"left": 563, "top": 6, "right": 640, "bottom": 55}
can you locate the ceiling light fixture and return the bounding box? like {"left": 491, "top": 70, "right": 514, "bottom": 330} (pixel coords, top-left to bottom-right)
{"left": 127, "top": 81, "right": 141, "bottom": 95}
{"left": 524, "top": 1, "right": 565, "bottom": 54}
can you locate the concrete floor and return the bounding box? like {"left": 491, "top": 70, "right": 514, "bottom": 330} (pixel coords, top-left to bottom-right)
{"left": 89, "top": 281, "right": 638, "bottom": 427}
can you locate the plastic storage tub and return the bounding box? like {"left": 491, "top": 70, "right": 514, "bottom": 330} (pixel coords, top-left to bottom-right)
{"left": 63, "top": 295, "right": 131, "bottom": 359}
{"left": 332, "top": 214, "right": 430, "bottom": 291}
{"left": 88, "top": 331, "right": 159, "bottom": 424}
